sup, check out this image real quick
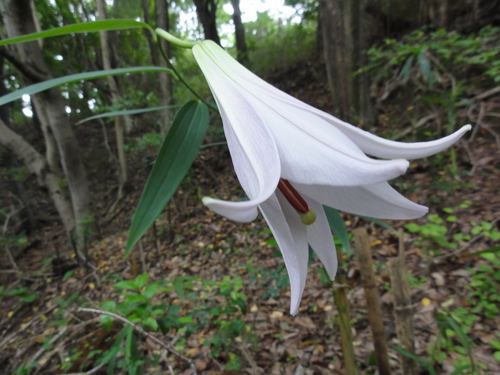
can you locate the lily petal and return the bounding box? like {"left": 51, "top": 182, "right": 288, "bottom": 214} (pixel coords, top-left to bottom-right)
{"left": 195, "top": 41, "right": 409, "bottom": 187}
{"left": 260, "top": 192, "right": 309, "bottom": 315}
{"left": 194, "top": 44, "right": 281, "bottom": 221}
{"left": 305, "top": 198, "right": 338, "bottom": 280}
{"left": 318, "top": 119, "right": 472, "bottom": 160}
{"left": 196, "top": 41, "right": 471, "bottom": 161}
{"left": 295, "top": 182, "right": 428, "bottom": 219}
{"left": 258, "top": 100, "right": 411, "bottom": 186}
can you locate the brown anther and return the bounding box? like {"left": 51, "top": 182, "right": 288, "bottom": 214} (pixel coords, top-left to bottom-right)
{"left": 277, "top": 178, "right": 309, "bottom": 214}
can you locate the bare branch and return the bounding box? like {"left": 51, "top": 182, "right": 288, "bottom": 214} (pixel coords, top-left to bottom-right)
{"left": 0, "top": 46, "right": 47, "bottom": 83}
{"left": 77, "top": 307, "right": 196, "bottom": 373}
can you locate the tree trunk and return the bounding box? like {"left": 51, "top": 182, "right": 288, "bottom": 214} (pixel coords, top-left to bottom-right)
{"left": 319, "top": 0, "right": 373, "bottom": 126}
{"left": 0, "top": 119, "right": 76, "bottom": 237}
{"left": 96, "top": 0, "right": 128, "bottom": 199}
{"left": 319, "top": 0, "right": 349, "bottom": 119}
{"left": 155, "top": 0, "right": 173, "bottom": 133}
{"left": 230, "top": 0, "right": 248, "bottom": 64}
{"left": 0, "top": 0, "right": 95, "bottom": 245}
{"left": 141, "top": 0, "right": 159, "bottom": 66}
{"left": 192, "top": 0, "right": 221, "bottom": 45}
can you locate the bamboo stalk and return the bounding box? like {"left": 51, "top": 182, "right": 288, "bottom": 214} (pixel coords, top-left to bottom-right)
{"left": 353, "top": 228, "right": 391, "bottom": 375}
{"left": 389, "top": 231, "right": 416, "bottom": 375}
{"left": 332, "top": 249, "right": 358, "bottom": 375}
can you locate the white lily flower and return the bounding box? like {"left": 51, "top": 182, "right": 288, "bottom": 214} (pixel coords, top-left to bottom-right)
{"left": 192, "top": 40, "right": 471, "bottom": 315}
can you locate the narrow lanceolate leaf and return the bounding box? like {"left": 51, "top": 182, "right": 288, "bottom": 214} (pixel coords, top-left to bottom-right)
{"left": 0, "top": 20, "right": 154, "bottom": 47}
{"left": 398, "top": 55, "right": 414, "bottom": 84}
{"left": 323, "top": 206, "right": 351, "bottom": 254}
{"left": 76, "top": 105, "right": 180, "bottom": 125}
{"left": 417, "top": 49, "right": 435, "bottom": 86}
{"left": 0, "top": 67, "right": 173, "bottom": 107}
{"left": 125, "top": 101, "right": 209, "bottom": 256}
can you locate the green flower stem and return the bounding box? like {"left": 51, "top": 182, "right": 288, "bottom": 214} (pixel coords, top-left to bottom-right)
{"left": 155, "top": 28, "right": 197, "bottom": 48}
{"left": 155, "top": 32, "right": 218, "bottom": 113}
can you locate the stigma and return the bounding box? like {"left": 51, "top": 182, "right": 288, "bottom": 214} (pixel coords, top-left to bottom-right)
{"left": 277, "top": 179, "right": 316, "bottom": 225}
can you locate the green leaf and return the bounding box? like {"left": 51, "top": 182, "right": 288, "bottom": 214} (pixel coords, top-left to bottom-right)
{"left": 125, "top": 101, "right": 209, "bottom": 255}
{"left": 125, "top": 294, "right": 149, "bottom": 304}
{"left": 490, "top": 340, "right": 500, "bottom": 350}
{"left": 143, "top": 282, "right": 160, "bottom": 299}
{"left": 100, "top": 301, "right": 117, "bottom": 311}
{"left": 449, "top": 364, "right": 471, "bottom": 375}
{"left": 18, "top": 292, "right": 36, "bottom": 302}
{"left": 323, "top": 206, "right": 351, "bottom": 254}
{"left": 144, "top": 317, "right": 159, "bottom": 331}
{"left": 135, "top": 273, "right": 148, "bottom": 289}
{"left": 0, "top": 20, "right": 154, "bottom": 47}
{"left": 398, "top": 55, "right": 414, "bottom": 84}
{"left": 76, "top": 105, "right": 180, "bottom": 125}
{"left": 0, "top": 67, "right": 173, "bottom": 107}
{"left": 125, "top": 325, "right": 135, "bottom": 361}
{"left": 417, "top": 50, "right": 435, "bottom": 86}
{"left": 389, "top": 344, "right": 436, "bottom": 375}
{"left": 114, "top": 280, "right": 138, "bottom": 291}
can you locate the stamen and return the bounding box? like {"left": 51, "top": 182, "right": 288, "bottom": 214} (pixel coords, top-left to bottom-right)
{"left": 277, "top": 179, "right": 317, "bottom": 225}
{"left": 278, "top": 179, "right": 308, "bottom": 213}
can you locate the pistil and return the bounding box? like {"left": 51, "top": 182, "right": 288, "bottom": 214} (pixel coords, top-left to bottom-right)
{"left": 278, "top": 179, "right": 316, "bottom": 225}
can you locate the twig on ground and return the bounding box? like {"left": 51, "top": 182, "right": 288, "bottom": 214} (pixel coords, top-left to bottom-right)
{"left": 394, "top": 113, "right": 438, "bottom": 141}
{"left": 77, "top": 307, "right": 196, "bottom": 373}
{"left": 28, "top": 327, "right": 68, "bottom": 370}
{"left": 58, "top": 361, "right": 106, "bottom": 375}
{"left": 0, "top": 301, "right": 61, "bottom": 350}
{"left": 433, "top": 214, "right": 500, "bottom": 263}
{"left": 238, "top": 342, "right": 261, "bottom": 374}
{"left": 462, "top": 86, "right": 500, "bottom": 104}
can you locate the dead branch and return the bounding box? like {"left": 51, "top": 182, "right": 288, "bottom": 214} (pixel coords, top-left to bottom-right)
{"left": 58, "top": 361, "right": 105, "bottom": 375}
{"left": 28, "top": 326, "right": 69, "bottom": 369}
{"left": 454, "top": 86, "right": 500, "bottom": 109}
{"left": 77, "top": 307, "right": 196, "bottom": 373}
{"left": 394, "top": 113, "right": 438, "bottom": 141}
{"left": 433, "top": 214, "right": 500, "bottom": 263}
{"left": 0, "top": 46, "right": 47, "bottom": 83}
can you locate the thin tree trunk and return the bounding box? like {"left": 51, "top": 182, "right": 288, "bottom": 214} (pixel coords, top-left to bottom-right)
{"left": 192, "top": 0, "right": 221, "bottom": 45}
{"left": 319, "top": 0, "right": 373, "bottom": 125}
{"left": 155, "top": 0, "right": 173, "bottom": 133}
{"left": 0, "top": 119, "right": 76, "bottom": 236}
{"left": 319, "top": 0, "right": 349, "bottom": 119}
{"left": 230, "top": 0, "right": 248, "bottom": 64}
{"left": 141, "top": 0, "right": 159, "bottom": 66}
{"left": 1, "top": 0, "right": 95, "bottom": 245}
{"left": 96, "top": 0, "right": 128, "bottom": 199}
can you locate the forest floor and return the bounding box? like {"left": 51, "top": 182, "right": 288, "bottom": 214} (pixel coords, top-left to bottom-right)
{"left": 1, "top": 54, "right": 500, "bottom": 375}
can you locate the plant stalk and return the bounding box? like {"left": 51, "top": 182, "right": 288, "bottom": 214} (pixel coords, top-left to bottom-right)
{"left": 389, "top": 230, "right": 416, "bottom": 375}
{"left": 332, "top": 248, "right": 358, "bottom": 375}
{"left": 353, "top": 228, "right": 391, "bottom": 375}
